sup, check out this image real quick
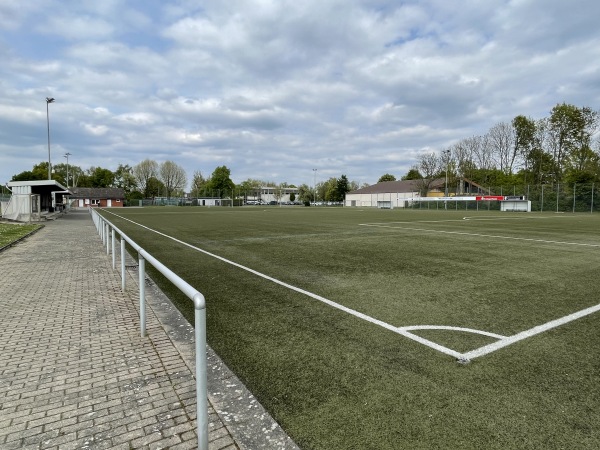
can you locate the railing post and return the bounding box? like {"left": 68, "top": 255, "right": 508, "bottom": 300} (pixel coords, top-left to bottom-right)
{"left": 194, "top": 297, "right": 209, "bottom": 450}
{"left": 111, "top": 229, "right": 116, "bottom": 269}
{"left": 139, "top": 253, "right": 146, "bottom": 337}
{"left": 105, "top": 223, "right": 110, "bottom": 255}
{"left": 121, "top": 237, "right": 126, "bottom": 292}
{"left": 92, "top": 210, "right": 208, "bottom": 450}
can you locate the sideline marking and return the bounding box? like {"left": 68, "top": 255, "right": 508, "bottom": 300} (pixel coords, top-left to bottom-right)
{"left": 103, "top": 210, "right": 466, "bottom": 358}
{"left": 102, "top": 210, "right": 600, "bottom": 361}
{"left": 359, "top": 223, "right": 600, "bottom": 248}
{"left": 462, "top": 302, "right": 600, "bottom": 359}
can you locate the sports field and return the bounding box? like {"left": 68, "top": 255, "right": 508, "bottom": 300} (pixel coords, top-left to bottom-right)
{"left": 100, "top": 206, "right": 600, "bottom": 449}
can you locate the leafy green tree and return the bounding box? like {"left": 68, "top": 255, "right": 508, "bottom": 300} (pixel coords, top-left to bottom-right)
{"left": 11, "top": 161, "right": 82, "bottom": 187}
{"left": 128, "top": 191, "right": 144, "bottom": 201}
{"left": 12, "top": 170, "right": 43, "bottom": 181}
{"left": 88, "top": 167, "right": 115, "bottom": 188}
{"left": 146, "top": 176, "right": 165, "bottom": 198}
{"left": 321, "top": 178, "right": 337, "bottom": 201}
{"left": 50, "top": 163, "right": 67, "bottom": 186}
{"left": 76, "top": 173, "right": 91, "bottom": 187}
{"left": 237, "top": 178, "right": 263, "bottom": 198}
{"left": 523, "top": 148, "right": 557, "bottom": 185}
{"left": 401, "top": 168, "right": 422, "bottom": 180}
{"left": 207, "top": 166, "right": 235, "bottom": 197}
{"left": 11, "top": 161, "right": 75, "bottom": 184}
{"left": 114, "top": 164, "right": 137, "bottom": 195}
{"left": 68, "top": 166, "right": 85, "bottom": 187}
{"left": 469, "top": 168, "right": 519, "bottom": 189}
{"left": 190, "top": 170, "right": 209, "bottom": 197}
{"left": 378, "top": 173, "right": 396, "bottom": 182}
{"left": 548, "top": 103, "right": 599, "bottom": 180}
{"left": 333, "top": 174, "right": 350, "bottom": 202}
{"left": 564, "top": 146, "right": 600, "bottom": 184}
{"left": 297, "top": 184, "right": 313, "bottom": 204}
{"left": 512, "top": 115, "right": 536, "bottom": 177}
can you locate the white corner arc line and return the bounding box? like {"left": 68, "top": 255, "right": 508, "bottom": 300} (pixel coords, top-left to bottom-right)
{"left": 399, "top": 325, "right": 506, "bottom": 340}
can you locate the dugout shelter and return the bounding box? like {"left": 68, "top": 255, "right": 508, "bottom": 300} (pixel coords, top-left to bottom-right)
{"left": 1, "top": 180, "right": 70, "bottom": 222}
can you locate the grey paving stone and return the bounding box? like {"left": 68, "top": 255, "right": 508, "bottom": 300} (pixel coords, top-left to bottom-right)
{"left": 0, "top": 210, "right": 298, "bottom": 450}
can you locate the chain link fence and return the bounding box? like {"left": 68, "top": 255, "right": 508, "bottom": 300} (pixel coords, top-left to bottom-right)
{"left": 410, "top": 183, "right": 597, "bottom": 213}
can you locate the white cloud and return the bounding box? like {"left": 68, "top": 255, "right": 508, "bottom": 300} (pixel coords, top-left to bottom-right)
{"left": 1, "top": 0, "right": 599, "bottom": 186}
{"left": 41, "top": 14, "right": 115, "bottom": 41}
{"left": 81, "top": 123, "right": 109, "bottom": 136}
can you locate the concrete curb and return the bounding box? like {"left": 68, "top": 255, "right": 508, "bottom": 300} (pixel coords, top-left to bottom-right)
{"left": 130, "top": 266, "right": 300, "bottom": 450}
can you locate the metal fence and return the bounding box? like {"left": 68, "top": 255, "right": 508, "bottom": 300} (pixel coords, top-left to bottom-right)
{"left": 89, "top": 208, "right": 208, "bottom": 450}
{"left": 412, "top": 183, "right": 598, "bottom": 213}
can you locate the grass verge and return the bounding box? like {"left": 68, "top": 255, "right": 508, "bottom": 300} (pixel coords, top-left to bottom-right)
{"left": 0, "top": 223, "right": 42, "bottom": 250}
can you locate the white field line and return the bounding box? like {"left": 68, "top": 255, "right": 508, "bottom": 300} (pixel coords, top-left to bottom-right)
{"left": 359, "top": 223, "right": 600, "bottom": 248}
{"left": 360, "top": 215, "right": 569, "bottom": 226}
{"left": 462, "top": 302, "right": 600, "bottom": 360}
{"left": 103, "top": 210, "right": 466, "bottom": 359}
{"left": 399, "top": 325, "right": 506, "bottom": 340}
{"left": 104, "top": 210, "right": 600, "bottom": 361}
{"left": 461, "top": 215, "right": 570, "bottom": 221}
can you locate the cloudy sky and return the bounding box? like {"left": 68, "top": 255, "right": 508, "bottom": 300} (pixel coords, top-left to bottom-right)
{"left": 1, "top": 0, "right": 599, "bottom": 188}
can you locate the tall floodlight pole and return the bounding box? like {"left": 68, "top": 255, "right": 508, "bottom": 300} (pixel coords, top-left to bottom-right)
{"left": 312, "top": 168, "right": 317, "bottom": 204}
{"left": 443, "top": 149, "right": 451, "bottom": 210}
{"left": 64, "top": 152, "right": 72, "bottom": 188}
{"left": 46, "top": 97, "right": 55, "bottom": 180}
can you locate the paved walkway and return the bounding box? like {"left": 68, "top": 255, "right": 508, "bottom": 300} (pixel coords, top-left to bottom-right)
{"left": 0, "top": 210, "right": 299, "bottom": 450}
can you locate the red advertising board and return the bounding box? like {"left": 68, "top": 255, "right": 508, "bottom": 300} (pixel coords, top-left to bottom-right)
{"left": 476, "top": 196, "right": 505, "bottom": 201}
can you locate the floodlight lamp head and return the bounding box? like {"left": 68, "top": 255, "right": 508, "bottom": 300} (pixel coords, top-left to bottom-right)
{"left": 46, "top": 97, "right": 55, "bottom": 103}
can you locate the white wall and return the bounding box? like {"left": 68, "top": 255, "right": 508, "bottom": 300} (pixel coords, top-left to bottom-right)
{"left": 345, "top": 192, "right": 417, "bottom": 207}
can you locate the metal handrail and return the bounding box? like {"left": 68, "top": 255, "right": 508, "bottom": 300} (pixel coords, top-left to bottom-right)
{"left": 89, "top": 207, "right": 208, "bottom": 450}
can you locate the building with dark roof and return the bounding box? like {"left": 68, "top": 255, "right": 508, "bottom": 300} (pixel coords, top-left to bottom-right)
{"left": 69, "top": 187, "right": 125, "bottom": 208}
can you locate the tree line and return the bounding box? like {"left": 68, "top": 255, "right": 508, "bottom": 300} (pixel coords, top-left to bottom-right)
{"left": 11, "top": 159, "right": 357, "bottom": 204}
{"left": 426, "top": 103, "right": 600, "bottom": 190}
{"left": 17, "top": 102, "right": 595, "bottom": 201}
{"left": 377, "top": 103, "right": 600, "bottom": 192}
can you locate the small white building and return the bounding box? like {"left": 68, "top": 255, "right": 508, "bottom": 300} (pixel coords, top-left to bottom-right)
{"left": 243, "top": 186, "right": 299, "bottom": 204}
{"left": 345, "top": 178, "right": 489, "bottom": 208}
{"left": 345, "top": 180, "right": 425, "bottom": 208}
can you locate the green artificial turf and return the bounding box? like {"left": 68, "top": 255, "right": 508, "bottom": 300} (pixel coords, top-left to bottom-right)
{"left": 0, "top": 223, "right": 42, "bottom": 248}
{"left": 100, "top": 207, "right": 600, "bottom": 449}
